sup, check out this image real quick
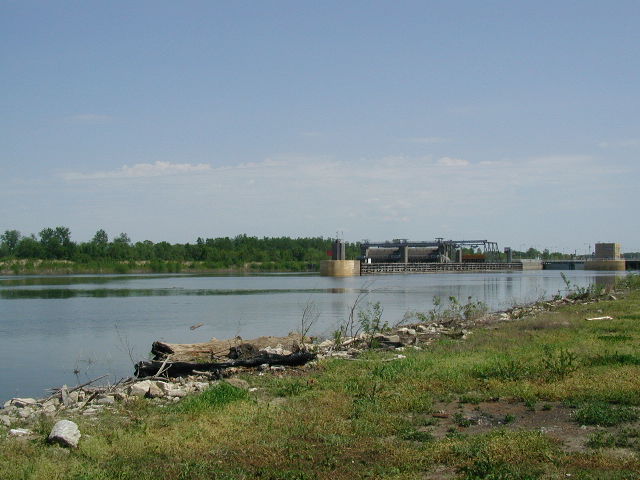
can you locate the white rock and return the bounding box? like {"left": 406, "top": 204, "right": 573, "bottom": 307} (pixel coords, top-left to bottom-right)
{"left": 18, "top": 407, "right": 34, "bottom": 418}
{"left": 95, "top": 395, "right": 115, "bottom": 405}
{"left": 42, "top": 404, "right": 57, "bottom": 416}
{"left": 317, "top": 339, "right": 335, "bottom": 349}
{"left": 192, "top": 382, "right": 209, "bottom": 392}
{"left": 147, "top": 382, "right": 164, "bottom": 398}
{"left": 0, "top": 415, "right": 11, "bottom": 427}
{"left": 10, "top": 398, "right": 37, "bottom": 408}
{"left": 129, "top": 380, "right": 152, "bottom": 397}
{"left": 48, "top": 420, "right": 81, "bottom": 448}
{"left": 9, "top": 428, "right": 32, "bottom": 436}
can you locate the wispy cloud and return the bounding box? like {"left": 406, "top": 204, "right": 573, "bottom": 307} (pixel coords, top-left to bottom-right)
{"left": 62, "top": 161, "right": 212, "bottom": 180}
{"left": 402, "top": 136, "right": 450, "bottom": 144}
{"left": 437, "top": 156, "right": 469, "bottom": 167}
{"left": 66, "top": 113, "right": 113, "bottom": 124}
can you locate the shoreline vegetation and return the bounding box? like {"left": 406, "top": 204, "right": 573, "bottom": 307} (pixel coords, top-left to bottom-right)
{"left": 1, "top": 275, "right": 639, "bottom": 478}
{"left": 3, "top": 226, "right": 631, "bottom": 276}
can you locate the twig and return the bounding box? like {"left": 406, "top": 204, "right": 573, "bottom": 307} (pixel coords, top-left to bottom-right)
{"left": 45, "top": 374, "right": 109, "bottom": 401}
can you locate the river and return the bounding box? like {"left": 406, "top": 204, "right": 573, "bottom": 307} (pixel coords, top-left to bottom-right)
{"left": 0, "top": 270, "right": 626, "bottom": 401}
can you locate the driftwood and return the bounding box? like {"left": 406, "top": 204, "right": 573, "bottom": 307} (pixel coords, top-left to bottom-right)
{"left": 135, "top": 351, "right": 317, "bottom": 378}
{"left": 151, "top": 333, "right": 307, "bottom": 362}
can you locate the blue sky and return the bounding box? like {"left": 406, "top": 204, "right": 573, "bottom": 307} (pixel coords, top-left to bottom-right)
{"left": 2, "top": 1, "right": 639, "bottom": 252}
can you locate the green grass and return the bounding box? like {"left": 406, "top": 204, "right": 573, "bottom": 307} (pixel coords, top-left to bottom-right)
{"left": 574, "top": 402, "right": 638, "bottom": 427}
{"left": 2, "top": 283, "right": 640, "bottom": 478}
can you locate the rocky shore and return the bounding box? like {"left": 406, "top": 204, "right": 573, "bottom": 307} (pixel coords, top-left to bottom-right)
{"left": 0, "top": 290, "right": 618, "bottom": 446}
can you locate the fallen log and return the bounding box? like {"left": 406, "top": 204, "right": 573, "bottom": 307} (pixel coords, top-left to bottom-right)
{"left": 135, "top": 351, "right": 317, "bottom": 378}
{"left": 151, "top": 332, "right": 307, "bottom": 361}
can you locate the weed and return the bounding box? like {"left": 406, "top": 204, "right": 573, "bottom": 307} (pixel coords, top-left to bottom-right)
{"left": 453, "top": 412, "right": 474, "bottom": 427}
{"left": 574, "top": 402, "right": 638, "bottom": 426}
{"left": 542, "top": 404, "right": 552, "bottom": 411}
{"left": 584, "top": 351, "right": 640, "bottom": 367}
{"left": 401, "top": 428, "right": 434, "bottom": 442}
{"left": 539, "top": 346, "right": 578, "bottom": 379}
{"left": 586, "top": 430, "right": 624, "bottom": 449}
{"left": 459, "top": 392, "right": 485, "bottom": 404}
{"left": 358, "top": 301, "right": 388, "bottom": 347}
{"left": 273, "top": 378, "right": 312, "bottom": 397}
{"left": 170, "top": 382, "right": 248, "bottom": 413}
{"left": 473, "top": 356, "right": 533, "bottom": 382}
{"left": 503, "top": 414, "right": 516, "bottom": 424}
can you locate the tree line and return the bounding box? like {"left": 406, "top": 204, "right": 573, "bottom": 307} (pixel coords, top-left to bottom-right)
{"left": 0, "top": 227, "right": 359, "bottom": 270}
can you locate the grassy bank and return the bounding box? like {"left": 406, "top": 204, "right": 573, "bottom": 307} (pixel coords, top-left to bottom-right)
{"left": 2, "top": 277, "right": 640, "bottom": 479}
{"left": 0, "top": 259, "right": 318, "bottom": 275}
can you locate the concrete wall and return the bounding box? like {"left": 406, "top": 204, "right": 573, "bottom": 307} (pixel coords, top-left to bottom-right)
{"left": 595, "top": 243, "right": 622, "bottom": 260}
{"left": 517, "top": 259, "right": 543, "bottom": 270}
{"left": 320, "top": 260, "right": 360, "bottom": 277}
{"left": 584, "top": 259, "right": 626, "bottom": 271}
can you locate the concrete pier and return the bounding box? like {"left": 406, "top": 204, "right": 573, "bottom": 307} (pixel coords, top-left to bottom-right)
{"left": 320, "top": 260, "right": 360, "bottom": 277}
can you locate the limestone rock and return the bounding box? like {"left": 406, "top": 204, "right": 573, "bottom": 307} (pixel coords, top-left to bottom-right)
{"left": 129, "top": 380, "right": 152, "bottom": 397}
{"left": 0, "top": 415, "right": 11, "bottom": 427}
{"left": 48, "top": 420, "right": 81, "bottom": 448}
{"left": 147, "top": 382, "right": 164, "bottom": 398}
{"left": 9, "top": 428, "right": 32, "bottom": 436}
{"left": 10, "top": 398, "right": 37, "bottom": 408}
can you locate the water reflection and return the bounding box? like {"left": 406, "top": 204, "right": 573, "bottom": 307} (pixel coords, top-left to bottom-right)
{"left": 0, "top": 270, "right": 627, "bottom": 401}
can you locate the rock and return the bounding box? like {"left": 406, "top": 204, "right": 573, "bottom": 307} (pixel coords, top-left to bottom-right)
{"left": 0, "top": 415, "right": 11, "bottom": 427}
{"left": 18, "top": 407, "right": 34, "bottom": 419}
{"left": 95, "top": 395, "right": 116, "bottom": 405}
{"left": 61, "top": 386, "right": 72, "bottom": 407}
{"left": 42, "top": 404, "right": 57, "bottom": 416}
{"left": 48, "top": 420, "right": 81, "bottom": 448}
{"left": 225, "top": 378, "right": 250, "bottom": 390}
{"left": 192, "top": 382, "right": 210, "bottom": 392}
{"left": 9, "top": 428, "right": 32, "bottom": 436}
{"left": 82, "top": 408, "right": 98, "bottom": 416}
{"left": 270, "top": 366, "right": 286, "bottom": 372}
{"left": 10, "top": 398, "right": 37, "bottom": 408}
{"left": 147, "top": 382, "right": 164, "bottom": 398}
{"left": 129, "top": 380, "right": 152, "bottom": 397}
{"left": 317, "top": 339, "right": 335, "bottom": 349}
{"left": 257, "top": 363, "right": 270, "bottom": 371}
{"left": 397, "top": 327, "right": 416, "bottom": 335}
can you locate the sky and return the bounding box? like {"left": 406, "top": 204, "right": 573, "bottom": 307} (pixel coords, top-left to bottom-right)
{"left": 2, "top": 1, "right": 639, "bottom": 253}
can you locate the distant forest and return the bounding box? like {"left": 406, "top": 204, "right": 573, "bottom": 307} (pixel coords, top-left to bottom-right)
{"left": 0, "top": 227, "right": 359, "bottom": 273}
{"left": 1, "top": 227, "right": 622, "bottom": 274}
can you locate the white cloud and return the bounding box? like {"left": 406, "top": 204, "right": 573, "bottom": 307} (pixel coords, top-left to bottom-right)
{"left": 437, "top": 157, "right": 469, "bottom": 167}
{"left": 402, "top": 136, "right": 450, "bottom": 144}
{"left": 62, "top": 161, "right": 212, "bottom": 180}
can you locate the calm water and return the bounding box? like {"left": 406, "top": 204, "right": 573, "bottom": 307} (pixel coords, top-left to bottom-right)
{"left": 0, "top": 270, "right": 625, "bottom": 400}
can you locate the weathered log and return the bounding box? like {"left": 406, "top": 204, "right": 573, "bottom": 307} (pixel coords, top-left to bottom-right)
{"left": 151, "top": 333, "right": 307, "bottom": 362}
{"left": 135, "top": 351, "right": 317, "bottom": 378}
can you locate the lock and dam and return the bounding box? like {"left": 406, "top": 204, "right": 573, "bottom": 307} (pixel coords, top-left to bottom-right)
{"left": 320, "top": 239, "right": 636, "bottom": 276}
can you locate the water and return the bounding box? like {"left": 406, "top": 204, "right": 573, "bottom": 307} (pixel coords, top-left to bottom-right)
{"left": 0, "top": 270, "right": 625, "bottom": 401}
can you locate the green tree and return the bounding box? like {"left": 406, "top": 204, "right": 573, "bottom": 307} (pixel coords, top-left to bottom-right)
{"left": 0, "top": 230, "right": 21, "bottom": 256}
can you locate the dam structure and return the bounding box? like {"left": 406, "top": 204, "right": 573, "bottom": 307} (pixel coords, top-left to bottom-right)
{"left": 320, "top": 238, "right": 522, "bottom": 276}
{"left": 359, "top": 239, "right": 521, "bottom": 275}
{"left": 320, "top": 239, "right": 635, "bottom": 277}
